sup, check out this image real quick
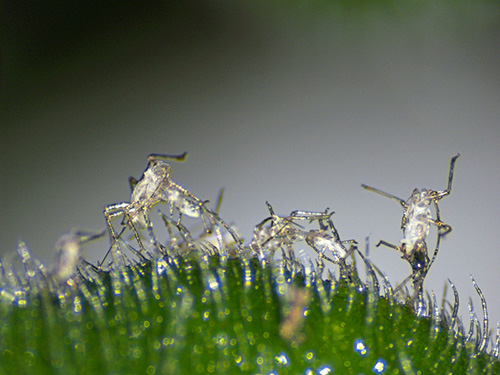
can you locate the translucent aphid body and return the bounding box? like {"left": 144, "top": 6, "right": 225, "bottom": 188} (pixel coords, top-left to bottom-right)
{"left": 250, "top": 202, "right": 310, "bottom": 257}
{"left": 306, "top": 232, "right": 347, "bottom": 263}
{"left": 251, "top": 203, "right": 358, "bottom": 281}
{"left": 103, "top": 153, "right": 241, "bottom": 261}
{"left": 51, "top": 229, "right": 105, "bottom": 282}
{"left": 305, "top": 215, "right": 357, "bottom": 265}
{"left": 105, "top": 153, "right": 191, "bottom": 234}
{"left": 159, "top": 189, "right": 241, "bottom": 256}
{"left": 362, "top": 154, "right": 460, "bottom": 301}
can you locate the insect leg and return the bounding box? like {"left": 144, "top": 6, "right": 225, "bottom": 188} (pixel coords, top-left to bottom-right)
{"left": 341, "top": 239, "right": 358, "bottom": 246}
{"left": 427, "top": 200, "right": 451, "bottom": 271}
{"left": 393, "top": 273, "right": 413, "bottom": 296}
{"left": 427, "top": 228, "right": 441, "bottom": 274}
{"left": 326, "top": 217, "right": 343, "bottom": 243}
{"left": 428, "top": 218, "right": 452, "bottom": 235}
{"left": 103, "top": 203, "right": 129, "bottom": 242}
{"left": 289, "top": 208, "right": 332, "bottom": 223}
{"left": 430, "top": 200, "right": 452, "bottom": 235}
{"left": 305, "top": 235, "right": 338, "bottom": 265}
{"left": 201, "top": 190, "right": 225, "bottom": 253}
{"left": 125, "top": 213, "right": 149, "bottom": 254}
{"left": 170, "top": 182, "right": 242, "bottom": 250}
{"left": 99, "top": 226, "right": 126, "bottom": 268}
{"left": 376, "top": 240, "right": 400, "bottom": 251}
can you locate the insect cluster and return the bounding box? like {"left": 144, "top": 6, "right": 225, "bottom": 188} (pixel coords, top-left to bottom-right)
{"left": 1, "top": 152, "right": 499, "bottom": 358}
{"left": 249, "top": 202, "right": 359, "bottom": 281}
{"left": 0, "top": 153, "right": 461, "bottom": 300}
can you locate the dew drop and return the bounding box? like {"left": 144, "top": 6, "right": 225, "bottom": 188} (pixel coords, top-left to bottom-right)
{"left": 318, "top": 365, "right": 333, "bottom": 375}
{"left": 354, "top": 339, "right": 369, "bottom": 356}
{"left": 305, "top": 351, "right": 315, "bottom": 362}
{"left": 208, "top": 277, "right": 219, "bottom": 290}
{"left": 372, "top": 359, "right": 387, "bottom": 373}
{"left": 274, "top": 352, "right": 290, "bottom": 366}
{"left": 235, "top": 355, "right": 243, "bottom": 366}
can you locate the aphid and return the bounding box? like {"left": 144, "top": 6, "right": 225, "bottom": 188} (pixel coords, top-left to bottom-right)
{"left": 251, "top": 203, "right": 358, "bottom": 280}
{"left": 103, "top": 153, "right": 241, "bottom": 262}
{"left": 305, "top": 212, "right": 358, "bottom": 266}
{"left": 362, "top": 154, "right": 459, "bottom": 302}
{"left": 157, "top": 190, "right": 241, "bottom": 257}
{"left": 51, "top": 229, "right": 105, "bottom": 282}
{"left": 250, "top": 202, "right": 330, "bottom": 258}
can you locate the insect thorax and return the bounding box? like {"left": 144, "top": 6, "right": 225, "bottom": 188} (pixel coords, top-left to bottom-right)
{"left": 401, "top": 189, "right": 433, "bottom": 251}
{"left": 307, "top": 232, "right": 347, "bottom": 263}
{"left": 131, "top": 161, "right": 170, "bottom": 204}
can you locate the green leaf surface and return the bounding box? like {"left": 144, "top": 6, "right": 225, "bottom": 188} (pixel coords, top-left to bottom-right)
{"left": 1, "top": 252, "right": 498, "bottom": 375}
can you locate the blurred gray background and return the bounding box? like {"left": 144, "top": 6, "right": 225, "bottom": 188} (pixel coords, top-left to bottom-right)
{"left": 2, "top": 1, "right": 500, "bottom": 331}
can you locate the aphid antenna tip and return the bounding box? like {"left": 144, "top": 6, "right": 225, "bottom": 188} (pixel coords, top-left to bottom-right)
{"left": 148, "top": 152, "right": 188, "bottom": 162}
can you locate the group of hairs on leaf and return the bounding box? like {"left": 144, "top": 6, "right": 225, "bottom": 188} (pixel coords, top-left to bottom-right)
{"left": 0, "top": 152, "right": 499, "bottom": 356}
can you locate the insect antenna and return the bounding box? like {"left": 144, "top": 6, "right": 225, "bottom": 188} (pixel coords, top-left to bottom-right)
{"left": 443, "top": 153, "right": 460, "bottom": 196}
{"left": 213, "top": 188, "right": 224, "bottom": 214}
{"left": 361, "top": 184, "right": 407, "bottom": 208}
{"left": 148, "top": 152, "right": 188, "bottom": 162}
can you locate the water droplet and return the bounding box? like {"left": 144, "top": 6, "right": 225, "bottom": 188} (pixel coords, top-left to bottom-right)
{"left": 202, "top": 311, "right": 210, "bottom": 321}
{"left": 354, "top": 339, "right": 369, "bottom": 356}
{"left": 274, "top": 352, "right": 290, "bottom": 366}
{"left": 305, "top": 351, "right": 315, "bottom": 362}
{"left": 208, "top": 277, "right": 219, "bottom": 290}
{"left": 235, "top": 356, "right": 243, "bottom": 366}
{"left": 318, "top": 365, "right": 333, "bottom": 375}
{"left": 372, "top": 359, "right": 387, "bottom": 373}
